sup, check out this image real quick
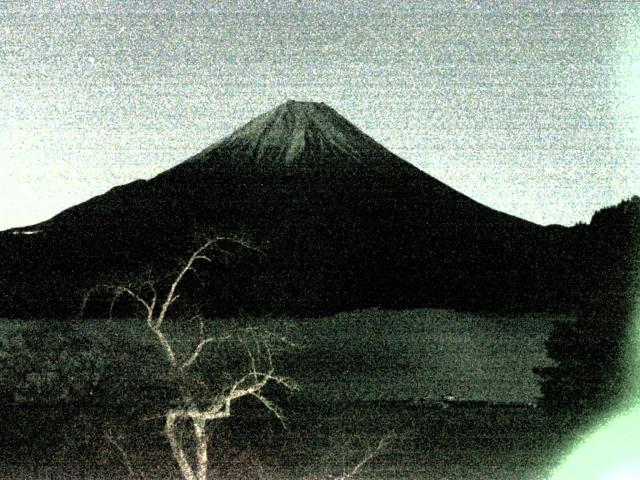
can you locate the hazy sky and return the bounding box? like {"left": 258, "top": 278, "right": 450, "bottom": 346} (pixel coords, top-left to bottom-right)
{"left": 1, "top": 0, "right": 638, "bottom": 230}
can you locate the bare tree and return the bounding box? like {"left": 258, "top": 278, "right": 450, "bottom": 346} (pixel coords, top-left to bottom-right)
{"left": 84, "top": 237, "right": 296, "bottom": 480}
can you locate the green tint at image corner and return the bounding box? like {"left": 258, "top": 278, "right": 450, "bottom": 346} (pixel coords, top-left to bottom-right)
{"left": 549, "top": 406, "right": 640, "bottom": 480}
{"left": 550, "top": 300, "right": 640, "bottom": 480}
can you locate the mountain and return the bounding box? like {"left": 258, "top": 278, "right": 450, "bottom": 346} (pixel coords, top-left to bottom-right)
{"left": 0, "top": 101, "right": 581, "bottom": 318}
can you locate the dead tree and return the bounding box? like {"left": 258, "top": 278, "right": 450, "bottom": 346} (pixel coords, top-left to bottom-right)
{"left": 84, "top": 237, "right": 296, "bottom": 480}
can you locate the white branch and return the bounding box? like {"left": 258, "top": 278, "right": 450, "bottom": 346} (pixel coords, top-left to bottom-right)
{"left": 165, "top": 411, "right": 198, "bottom": 480}
{"left": 105, "top": 430, "right": 137, "bottom": 479}
{"left": 156, "top": 239, "right": 216, "bottom": 329}
{"left": 251, "top": 392, "right": 287, "bottom": 427}
{"left": 150, "top": 325, "right": 177, "bottom": 367}
{"left": 181, "top": 337, "right": 216, "bottom": 370}
{"left": 336, "top": 436, "right": 390, "bottom": 480}
{"left": 181, "top": 317, "right": 231, "bottom": 370}
{"left": 227, "top": 369, "right": 296, "bottom": 403}
{"left": 192, "top": 417, "right": 208, "bottom": 480}
{"left": 119, "top": 286, "right": 153, "bottom": 317}
{"left": 108, "top": 293, "right": 120, "bottom": 321}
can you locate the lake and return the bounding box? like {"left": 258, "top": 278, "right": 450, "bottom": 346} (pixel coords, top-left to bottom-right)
{"left": 277, "top": 308, "right": 565, "bottom": 404}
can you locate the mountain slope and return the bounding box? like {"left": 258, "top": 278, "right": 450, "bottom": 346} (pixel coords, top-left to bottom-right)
{"left": 0, "top": 101, "right": 578, "bottom": 318}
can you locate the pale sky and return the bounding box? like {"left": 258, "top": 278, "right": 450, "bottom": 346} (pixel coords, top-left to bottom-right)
{"left": 1, "top": 0, "right": 638, "bottom": 230}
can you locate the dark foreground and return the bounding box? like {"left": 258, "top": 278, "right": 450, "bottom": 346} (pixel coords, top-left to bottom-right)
{"left": 0, "top": 400, "right": 579, "bottom": 480}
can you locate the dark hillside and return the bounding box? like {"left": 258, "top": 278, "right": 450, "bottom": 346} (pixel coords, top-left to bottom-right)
{"left": 0, "top": 101, "right": 586, "bottom": 318}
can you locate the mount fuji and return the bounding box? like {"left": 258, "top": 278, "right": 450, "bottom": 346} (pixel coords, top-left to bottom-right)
{"left": 0, "top": 101, "right": 578, "bottom": 318}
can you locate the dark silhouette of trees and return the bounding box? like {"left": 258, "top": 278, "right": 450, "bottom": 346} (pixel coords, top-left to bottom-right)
{"left": 536, "top": 196, "right": 640, "bottom": 417}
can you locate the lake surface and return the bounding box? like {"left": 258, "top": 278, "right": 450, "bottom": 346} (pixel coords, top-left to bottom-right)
{"left": 0, "top": 308, "right": 567, "bottom": 405}
{"left": 273, "top": 308, "right": 567, "bottom": 404}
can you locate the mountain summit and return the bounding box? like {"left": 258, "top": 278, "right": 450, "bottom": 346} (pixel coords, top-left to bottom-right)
{"left": 187, "top": 100, "right": 407, "bottom": 172}
{"left": 0, "top": 101, "right": 578, "bottom": 318}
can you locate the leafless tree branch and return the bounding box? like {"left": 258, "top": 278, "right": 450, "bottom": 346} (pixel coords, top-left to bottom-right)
{"left": 181, "top": 337, "right": 216, "bottom": 370}
{"left": 105, "top": 429, "right": 140, "bottom": 480}
{"left": 84, "top": 236, "right": 292, "bottom": 480}
{"left": 335, "top": 435, "right": 391, "bottom": 480}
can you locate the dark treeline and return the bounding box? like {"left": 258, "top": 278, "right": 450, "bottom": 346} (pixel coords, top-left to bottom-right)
{"left": 536, "top": 196, "right": 640, "bottom": 418}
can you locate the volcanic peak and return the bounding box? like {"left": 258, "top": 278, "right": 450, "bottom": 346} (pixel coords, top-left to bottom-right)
{"left": 212, "top": 100, "right": 391, "bottom": 167}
